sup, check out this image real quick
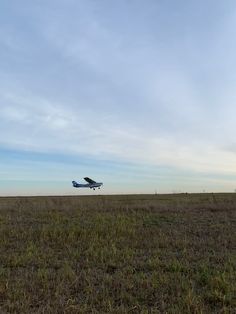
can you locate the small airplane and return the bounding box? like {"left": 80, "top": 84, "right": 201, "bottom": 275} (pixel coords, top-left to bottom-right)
{"left": 72, "top": 177, "right": 103, "bottom": 190}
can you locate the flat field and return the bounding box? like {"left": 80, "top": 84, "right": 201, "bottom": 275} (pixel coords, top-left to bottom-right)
{"left": 0, "top": 193, "right": 235, "bottom": 313}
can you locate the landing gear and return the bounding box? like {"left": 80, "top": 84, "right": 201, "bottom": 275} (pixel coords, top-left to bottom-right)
{"left": 93, "top": 188, "right": 95, "bottom": 190}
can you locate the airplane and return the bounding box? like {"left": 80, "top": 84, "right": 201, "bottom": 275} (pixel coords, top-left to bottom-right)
{"left": 72, "top": 177, "right": 103, "bottom": 190}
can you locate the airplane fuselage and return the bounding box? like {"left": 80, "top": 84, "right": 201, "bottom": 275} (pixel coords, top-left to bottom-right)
{"left": 72, "top": 180, "right": 103, "bottom": 189}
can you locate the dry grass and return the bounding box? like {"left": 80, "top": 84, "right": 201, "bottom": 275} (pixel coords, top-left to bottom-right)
{"left": 0, "top": 193, "right": 235, "bottom": 313}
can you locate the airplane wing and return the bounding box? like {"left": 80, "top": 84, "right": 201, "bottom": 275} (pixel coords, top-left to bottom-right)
{"left": 84, "top": 177, "right": 96, "bottom": 184}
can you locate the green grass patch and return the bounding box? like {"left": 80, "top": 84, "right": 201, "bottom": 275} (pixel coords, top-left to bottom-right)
{"left": 0, "top": 194, "right": 235, "bottom": 313}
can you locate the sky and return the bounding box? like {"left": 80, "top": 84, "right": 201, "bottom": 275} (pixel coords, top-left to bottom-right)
{"left": 1, "top": 0, "right": 236, "bottom": 195}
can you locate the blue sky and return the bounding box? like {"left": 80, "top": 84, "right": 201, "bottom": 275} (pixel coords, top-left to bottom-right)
{"left": 1, "top": 0, "right": 236, "bottom": 195}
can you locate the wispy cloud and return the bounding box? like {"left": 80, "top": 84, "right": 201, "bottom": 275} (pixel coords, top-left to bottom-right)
{"left": 1, "top": 90, "right": 236, "bottom": 177}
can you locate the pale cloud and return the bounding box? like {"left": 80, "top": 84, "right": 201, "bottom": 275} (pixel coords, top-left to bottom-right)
{"left": 1, "top": 90, "right": 236, "bottom": 176}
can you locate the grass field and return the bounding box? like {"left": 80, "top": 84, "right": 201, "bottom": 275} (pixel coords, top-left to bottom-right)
{"left": 0, "top": 193, "right": 235, "bottom": 313}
